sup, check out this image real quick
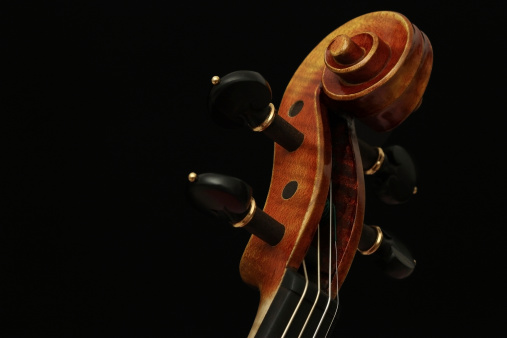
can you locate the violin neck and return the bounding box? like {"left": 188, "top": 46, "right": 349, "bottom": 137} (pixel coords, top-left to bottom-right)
{"left": 255, "top": 268, "right": 339, "bottom": 338}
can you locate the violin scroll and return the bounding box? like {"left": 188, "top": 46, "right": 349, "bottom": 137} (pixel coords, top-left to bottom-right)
{"left": 187, "top": 10, "right": 433, "bottom": 337}
{"left": 321, "top": 11, "right": 433, "bottom": 132}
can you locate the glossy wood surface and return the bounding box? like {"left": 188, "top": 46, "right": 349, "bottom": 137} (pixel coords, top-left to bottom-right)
{"left": 322, "top": 11, "right": 433, "bottom": 131}
{"left": 237, "top": 11, "right": 432, "bottom": 337}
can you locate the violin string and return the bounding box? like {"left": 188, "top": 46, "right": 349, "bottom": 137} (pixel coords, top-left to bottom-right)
{"left": 284, "top": 183, "right": 338, "bottom": 337}
{"left": 313, "top": 184, "right": 334, "bottom": 337}
{"left": 323, "top": 239, "right": 340, "bottom": 337}
{"left": 281, "top": 259, "right": 309, "bottom": 338}
{"left": 324, "top": 184, "right": 340, "bottom": 337}
{"left": 298, "top": 225, "right": 321, "bottom": 338}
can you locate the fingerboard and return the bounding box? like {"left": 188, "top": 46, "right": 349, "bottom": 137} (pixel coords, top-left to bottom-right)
{"left": 255, "top": 268, "right": 340, "bottom": 338}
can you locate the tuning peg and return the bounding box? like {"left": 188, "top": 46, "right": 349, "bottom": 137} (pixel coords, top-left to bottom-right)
{"left": 208, "top": 70, "right": 304, "bottom": 152}
{"left": 358, "top": 138, "right": 417, "bottom": 205}
{"left": 187, "top": 172, "right": 285, "bottom": 246}
{"left": 357, "top": 224, "right": 416, "bottom": 279}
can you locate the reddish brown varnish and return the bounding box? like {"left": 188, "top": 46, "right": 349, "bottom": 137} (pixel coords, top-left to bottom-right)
{"left": 238, "top": 11, "right": 433, "bottom": 337}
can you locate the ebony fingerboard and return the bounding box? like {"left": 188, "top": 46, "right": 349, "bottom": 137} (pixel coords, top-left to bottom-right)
{"left": 255, "top": 269, "right": 340, "bottom": 338}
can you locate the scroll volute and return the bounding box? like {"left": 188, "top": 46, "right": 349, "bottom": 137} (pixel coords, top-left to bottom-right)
{"left": 322, "top": 11, "right": 434, "bottom": 131}
{"left": 238, "top": 11, "right": 432, "bottom": 335}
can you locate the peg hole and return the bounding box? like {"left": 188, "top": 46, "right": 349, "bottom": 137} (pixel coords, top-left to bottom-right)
{"left": 288, "top": 101, "right": 304, "bottom": 117}
{"left": 282, "top": 181, "right": 298, "bottom": 199}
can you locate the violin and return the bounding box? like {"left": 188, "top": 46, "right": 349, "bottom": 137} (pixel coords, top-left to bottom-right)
{"left": 188, "top": 11, "right": 433, "bottom": 337}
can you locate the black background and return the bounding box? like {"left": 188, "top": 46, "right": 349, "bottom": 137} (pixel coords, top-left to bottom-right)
{"left": 3, "top": 1, "right": 505, "bottom": 337}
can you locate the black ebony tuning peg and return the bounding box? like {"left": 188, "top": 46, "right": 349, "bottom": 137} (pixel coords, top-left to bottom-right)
{"left": 208, "top": 70, "right": 304, "bottom": 152}
{"left": 358, "top": 139, "right": 418, "bottom": 205}
{"left": 187, "top": 172, "right": 285, "bottom": 246}
{"left": 357, "top": 224, "right": 416, "bottom": 279}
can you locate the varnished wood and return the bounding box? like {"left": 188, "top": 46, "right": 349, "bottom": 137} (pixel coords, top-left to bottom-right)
{"left": 228, "top": 11, "right": 431, "bottom": 337}
{"left": 239, "top": 22, "right": 363, "bottom": 337}
{"left": 322, "top": 11, "right": 433, "bottom": 132}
